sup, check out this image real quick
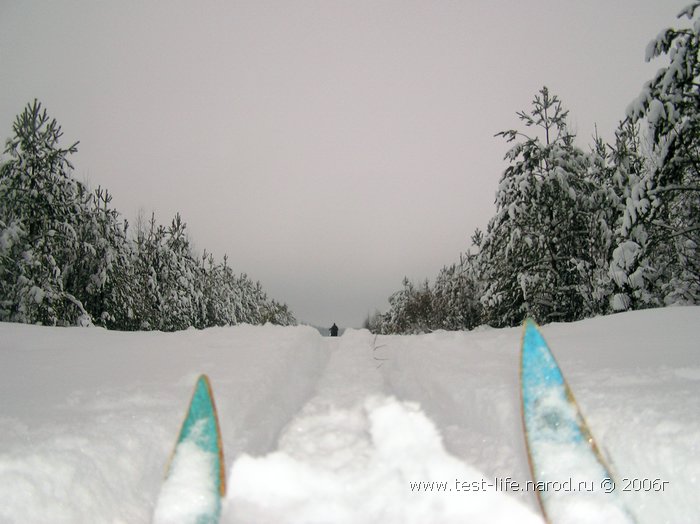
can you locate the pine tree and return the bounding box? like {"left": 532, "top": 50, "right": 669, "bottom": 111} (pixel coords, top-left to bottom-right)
{"left": 158, "top": 214, "right": 201, "bottom": 330}
{"left": 480, "top": 87, "right": 596, "bottom": 326}
{"left": 0, "top": 100, "right": 91, "bottom": 325}
{"left": 129, "top": 213, "right": 164, "bottom": 329}
{"left": 69, "top": 186, "right": 135, "bottom": 328}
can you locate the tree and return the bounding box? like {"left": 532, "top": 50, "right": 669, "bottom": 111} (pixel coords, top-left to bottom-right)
{"left": 430, "top": 233, "right": 483, "bottom": 331}
{"left": 602, "top": 120, "right": 660, "bottom": 311}
{"left": 578, "top": 129, "right": 620, "bottom": 315}
{"left": 66, "top": 186, "right": 135, "bottom": 328}
{"left": 624, "top": 3, "right": 700, "bottom": 307}
{"left": 480, "top": 87, "right": 597, "bottom": 326}
{"left": 154, "top": 213, "right": 201, "bottom": 331}
{"left": 377, "top": 278, "right": 418, "bottom": 334}
{"left": 0, "top": 100, "right": 91, "bottom": 325}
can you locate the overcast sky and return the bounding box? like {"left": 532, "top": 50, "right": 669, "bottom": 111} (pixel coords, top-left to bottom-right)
{"left": 0, "top": 1, "right": 688, "bottom": 328}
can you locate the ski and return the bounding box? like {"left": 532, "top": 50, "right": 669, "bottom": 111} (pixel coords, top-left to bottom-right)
{"left": 153, "top": 374, "right": 226, "bottom": 524}
{"left": 520, "top": 319, "right": 635, "bottom": 523}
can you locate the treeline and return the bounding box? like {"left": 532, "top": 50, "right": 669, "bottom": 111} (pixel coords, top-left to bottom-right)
{"left": 370, "top": 5, "right": 700, "bottom": 334}
{"left": 0, "top": 100, "right": 295, "bottom": 330}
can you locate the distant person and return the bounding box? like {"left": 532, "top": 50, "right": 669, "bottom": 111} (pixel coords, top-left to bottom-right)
{"left": 330, "top": 323, "right": 339, "bottom": 337}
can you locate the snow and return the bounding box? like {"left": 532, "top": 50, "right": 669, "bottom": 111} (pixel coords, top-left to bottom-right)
{"left": 0, "top": 221, "right": 22, "bottom": 252}
{"left": 610, "top": 241, "right": 641, "bottom": 286}
{"left": 647, "top": 99, "right": 667, "bottom": 127}
{"left": 153, "top": 432, "right": 218, "bottom": 524}
{"left": 611, "top": 294, "right": 631, "bottom": 312}
{"left": 29, "top": 285, "right": 45, "bottom": 304}
{"left": 0, "top": 307, "right": 699, "bottom": 523}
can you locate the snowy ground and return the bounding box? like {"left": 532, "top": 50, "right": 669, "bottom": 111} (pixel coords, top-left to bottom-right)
{"left": 0, "top": 307, "right": 698, "bottom": 523}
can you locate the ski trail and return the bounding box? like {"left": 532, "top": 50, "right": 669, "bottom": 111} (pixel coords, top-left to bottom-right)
{"left": 224, "top": 330, "right": 541, "bottom": 524}
{"left": 214, "top": 325, "right": 330, "bottom": 460}
{"left": 379, "top": 329, "right": 536, "bottom": 506}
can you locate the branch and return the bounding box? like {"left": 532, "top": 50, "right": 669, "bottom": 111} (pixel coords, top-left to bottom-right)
{"left": 648, "top": 184, "right": 700, "bottom": 195}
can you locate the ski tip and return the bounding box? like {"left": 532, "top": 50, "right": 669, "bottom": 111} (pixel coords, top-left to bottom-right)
{"left": 186, "top": 373, "right": 226, "bottom": 498}
{"left": 196, "top": 373, "right": 212, "bottom": 394}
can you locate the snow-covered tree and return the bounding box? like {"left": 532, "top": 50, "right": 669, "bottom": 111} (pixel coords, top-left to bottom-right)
{"left": 128, "top": 213, "right": 163, "bottom": 329}
{"left": 480, "top": 87, "right": 598, "bottom": 326}
{"left": 372, "top": 277, "right": 446, "bottom": 335}
{"left": 430, "top": 235, "right": 483, "bottom": 331}
{"left": 199, "top": 251, "right": 225, "bottom": 327}
{"left": 0, "top": 100, "right": 91, "bottom": 325}
{"left": 216, "top": 256, "right": 243, "bottom": 325}
{"left": 68, "top": 186, "right": 135, "bottom": 328}
{"left": 154, "top": 213, "right": 201, "bottom": 331}
{"left": 623, "top": 3, "right": 700, "bottom": 307}
{"left": 601, "top": 120, "right": 660, "bottom": 311}
{"left": 261, "top": 299, "right": 296, "bottom": 326}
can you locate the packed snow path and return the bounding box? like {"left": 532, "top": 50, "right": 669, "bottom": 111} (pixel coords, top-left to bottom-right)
{"left": 1, "top": 307, "right": 699, "bottom": 523}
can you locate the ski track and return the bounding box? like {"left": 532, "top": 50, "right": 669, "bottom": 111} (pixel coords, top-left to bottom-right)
{"left": 0, "top": 307, "right": 698, "bottom": 523}
{"left": 225, "top": 329, "right": 540, "bottom": 523}
{"left": 380, "top": 328, "right": 537, "bottom": 509}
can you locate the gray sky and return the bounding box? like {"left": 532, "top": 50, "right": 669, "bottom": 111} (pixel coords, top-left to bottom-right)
{"left": 0, "top": 1, "right": 688, "bottom": 328}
